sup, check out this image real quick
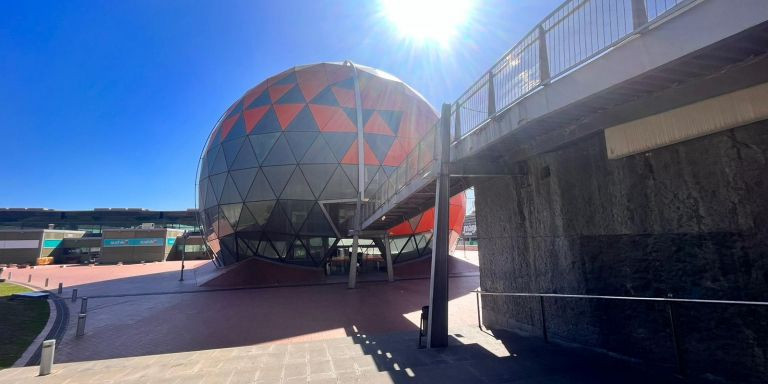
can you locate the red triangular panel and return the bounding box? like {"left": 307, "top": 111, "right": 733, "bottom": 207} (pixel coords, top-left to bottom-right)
{"left": 269, "top": 84, "right": 294, "bottom": 103}
{"left": 244, "top": 106, "right": 270, "bottom": 134}
{"left": 389, "top": 221, "right": 413, "bottom": 236}
{"left": 219, "top": 115, "right": 240, "bottom": 140}
{"left": 340, "top": 139, "right": 379, "bottom": 165}
{"left": 324, "top": 63, "right": 352, "bottom": 84}
{"left": 309, "top": 104, "right": 356, "bottom": 132}
{"left": 296, "top": 66, "right": 330, "bottom": 101}
{"left": 363, "top": 112, "right": 394, "bottom": 135}
{"left": 242, "top": 82, "right": 268, "bottom": 107}
{"left": 382, "top": 140, "right": 406, "bottom": 166}
{"left": 267, "top": 69, "right": 294, "bottom": 86}
{"left": 415, "top": 208, "right": 435, "bottom": 233}
{"left": 274, "top": 104, "right": 304, "bottom": 130}
{"left": 331, "top": 86, "right": 355, "bottom": 108}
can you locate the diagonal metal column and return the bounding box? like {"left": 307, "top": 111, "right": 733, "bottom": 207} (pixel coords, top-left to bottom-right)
{"left": 427, "top": 103, "right": 452, "bottom": 348}
{"left": 347, "top": 60, "right": 365, "bottom": 289}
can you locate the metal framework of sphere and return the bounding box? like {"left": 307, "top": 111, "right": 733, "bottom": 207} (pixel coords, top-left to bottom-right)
{"left": 198, "top": 62, "right": 465, "bottom": 267}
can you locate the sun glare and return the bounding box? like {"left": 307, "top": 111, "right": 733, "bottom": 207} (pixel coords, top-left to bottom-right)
{"left": 380, "top": 0, "right": 475, "bottom": 45}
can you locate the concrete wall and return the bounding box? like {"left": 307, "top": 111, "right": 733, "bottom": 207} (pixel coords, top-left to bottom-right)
{"left": 99, "top": 229, "right": 180, "bottom": 264}
{"left": 475, "top": 121, "right": 768, "bottom": 383}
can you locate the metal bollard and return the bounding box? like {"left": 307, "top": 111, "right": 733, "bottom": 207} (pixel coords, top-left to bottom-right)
{"left": 76, "top": 313, "right": 87, "bottom": 337}
{"left": 39, "top": 339, "right": 55, "bottom": 376}
{"left": 80, "top": 297, "right": 88, "bottom": 314}
{"left": 71, "top": 288, "right": 78, "bottom": 302}
{"left": 57, "top": 283, "right": 63, "bottom": 294}
{"left": 45, "top": 278, "right": 49, "bottom": 287}
{"left": 7, "top": 271, "right": 10, "bottom": 280}
{"left": 28, "top": 274, "right": 32, "bottom": 283}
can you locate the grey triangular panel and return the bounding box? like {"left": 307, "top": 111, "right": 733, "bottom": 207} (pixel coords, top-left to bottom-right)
{"left": 245, "top": 170, "right": 276, "bottom": 201}
{"left": 261, "top": 165, "right": 295, "bottom": 197}
{"left": 230, "top": 168, "right": 259, "bottom": 198}
{"left": 249, "top": 132, "right": 280, "bottom": 164}
{"left": 236, "top": 203, "right": 259, "bottom": 231}
{"left": 220, "top": 203, "right": 243, "bottom": 228}
{"left": 280, "top": 168, "right": 316, "bottom": 200}
{"left": 319, "top": 166, "right": 357, "bottom": 200}
{"left": 341, "top": 164, "right": 359, "bottom": 191}
{"left": 300, "top": 203, "right": 336, "bottom": 236}
{"left": 299, "top": 164, "right": 336, "bottom": 197}
{"left": 231, "top": 138, "right": 259, "bottom": 170}
{"left": 285, "top": 131, "right": 318, "bottom": 161}
{"left": 322, "top": 132, "right": 356, "bottom": 162}
{"left": 245, "top": 200, "right": 275, "bottom": 227}
{"left": 264, "top": 202, "right": 294, "bottom": 234}
{"left": 219, "top": 174, "right": 243, "bottom": 204}
{"left": 300, "top": 135, "right": 338, "bottom": 164}
{"left": 251, "top": 108, "right": 282, "bottom": 135}
{"left": 208, "top": 147, "right": 228, "bottom": 175}
{"left": 365, "top": 134, "right": 395, "bottom": 164}
{"left": 221, "top": 137, "right": 246, "bottom": 168}
{"left": 261, "top": 135, "right": 296, "bottom": 166}
{"left": 209, "top": 173, "right": 227, "bottom": 201}
{"left": 204, "top": 180, "right": 219, "bottom": 208}
{"left": 285, "top": 107, "right": 319, "bottom": 132}
{"left": 279, "top": 200, "right": 315, "bottom": 234}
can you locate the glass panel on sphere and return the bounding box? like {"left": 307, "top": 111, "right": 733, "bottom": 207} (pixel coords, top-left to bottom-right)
{"left": 270, "top": 234, "right": 294, "bottom": 258}
{"left": 209, "top": 147, "right": 228, "bottom": 175}
{"left": 285, "top": 131, "right": 319, "bottom": 160}
{"left": 219, "top": 175, "right": 244, "bottom": 204}
{"left": 278, "top": 200, "right": 314, "bottom": 233}
{"left": 244, "top": 201, "right": 275, "bottom": 227}
{"left": 230, "top": 139, "right": 259, "bottom": 170}
{"left": 280, "top": 169, "right": 316, "bottom": 200}
{"left": 221, "top": 136, "right": 246, "bottom": 167}
{"left": 300, "top": 164, "right": 336, "bottom": 197}
{"left": 301, "top": 135, "right": 338, "bottom": 164}
{"left": 264, "top": 202, "right": 295, "bottom": 234}
{"left": 249, "top": 132, "right": 280, "bottom": 164}
{"left": 261, "top": 135, "right": 296, "bottom": 166}
{"left": 209, "top": 173, "right": 227, "bottom": 201}
{"left": 300, "top": 204, "right": 335, "bottom": 236}
{"left": 245, "top": 170, "right": 276, "bottom": 201}
{"left": 230, "top": 168, "right": 258, "bottom": 198}
{"left": 220, "top": 203, "right": 243, "bottom": 228}
{"left": 341, "top": 164, "right": 359, "bottom": 190}
{"left": 320, "top": 166, "right": 356, "bottom": 200}
{"left": 390, "top": 237, "right": 409, "bottom": 255}
{"left": 261, "top": 165, "right": 296, "bottom": 197}
{"left": 258, "top": 238, "right": 279, "bottom": 259}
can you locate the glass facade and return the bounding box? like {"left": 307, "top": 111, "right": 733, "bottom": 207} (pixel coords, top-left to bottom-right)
{"left": 198, "top": 62, "right": 462, "bottom": 268}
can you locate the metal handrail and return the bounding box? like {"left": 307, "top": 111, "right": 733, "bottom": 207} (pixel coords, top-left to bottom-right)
{"left": 472, "top": 289, "right": 768, "bottom": 377}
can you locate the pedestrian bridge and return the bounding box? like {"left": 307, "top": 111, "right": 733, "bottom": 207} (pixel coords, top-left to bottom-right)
{"left": 360, "top": 0, "right": 768, "bottom": 231}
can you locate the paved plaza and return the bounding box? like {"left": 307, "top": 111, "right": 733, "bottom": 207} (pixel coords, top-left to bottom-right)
{"left": 0, "top": 254, "right": 681, "bottom": 382}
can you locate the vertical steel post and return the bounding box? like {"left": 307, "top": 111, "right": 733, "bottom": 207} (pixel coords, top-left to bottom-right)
{"left": 476, "top": 292, "right": 482, "bottom": 329}
{"left": 348, "top": 235, "right": 359, "bottom": 289}
{"left": 427, "top": 104, "right": 452, "bottom": 348}
{"left": 453, "top": 103, "right": 461, "bottom": 141}
{"left": 384, "top": 233, "right": 394, "bottom": 282}
{"left": 631, "top": 0, "right": 649, "bottom": 30}
{"left": 80, "top": 297, "right": 88, "bottom": 314}
{"left": 28, "top": 274, "right": 32, "bottom": 283}
{"left": 39, "top": 340, "right": 55, "bottom": 376}
{"left": 486, "top": 72, "right": 496, "bottom": 117}
{"left": 76, "top": 313, "right": 87, "bottom": 337}
{"left": 538, "top": 25, "right": 551, "bottom": 84}
{"left": 7, "top": 271, "right": 10, "bottom": 280}
{"left": 57, "top": 282, "right": 62, "bottom": 294}
{"left": 179, "top": 232, "right": 186, "bottom": 282}
{"left": 539, "top": 296, "right": 549, "bottom": 343}
{"left": 71, "top": 288, "right": 78, "bottom": 302}
{"left": 45, "top": 278, "right": 49, "bottom": 287}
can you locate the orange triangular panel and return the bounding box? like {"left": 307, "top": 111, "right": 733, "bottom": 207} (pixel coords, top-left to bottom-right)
{"left": 363, "top": 140, "right": 379, "bottom": 165}
{"left": 389, "top": 221, "right": 413, "bottom": 236}
{"left": 242, "top": 82, "right": 268, "bottom": 107}
{"left": 324, "top": 63, "right": 352, "bottom": 84}
{"left": 415, "top": 209, "right": 435, "bottom": 233}
{"left": 219, "top": 115, "right": 240, "bottom": 140}
{"left": 274, "top": 104, "right": 304, "bottom": 130}
{"left": 310, "top": 105, "right": 356, "bottom": 132}
{"left": 341, "top": 139, "right": 379, "bottom": 165}
{"left": 340, "top": 139, "right": 359, "bottom": 165}
{"left": 382, "top": 140, "right": 406, "bottom": 166}
{"left": 331, "top": 86, "right": 355, "bottom": 108}
{"left": 363, "top": 112, "right": 394, "bottom": 135}
{"left": 297, "top": 67, "right": 330, "bottom": 101}
{"left": 244, "top": 106, "right": 269, "bottom": 134}
{"left": 269, "top": 84, "right": 294, "bottom": 103}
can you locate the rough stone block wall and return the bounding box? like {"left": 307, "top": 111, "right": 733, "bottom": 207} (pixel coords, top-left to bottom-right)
{"left": 475, "top": 120, "right": 768, "bottom": 383}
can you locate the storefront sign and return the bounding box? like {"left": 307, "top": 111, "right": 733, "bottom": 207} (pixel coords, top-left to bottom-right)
{"left": 103, "top": 238, "right": 165, "bottom": 247}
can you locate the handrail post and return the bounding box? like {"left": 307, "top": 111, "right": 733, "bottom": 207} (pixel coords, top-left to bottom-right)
{"left": 476, "top": 291, "right": 482, "bottom": 329}
{"left": 666, "top": 297, "right": 686, "bottom": 377}
{"left": 539, "top": 296, "right": 549, "bottom": 343}
{"left": 453, "top": 103, "right": 461, "bottom": 141}
{"left": 538, "top": 25, "right": 551, "bottom": 84}
{"left": 486, "top": 71, "right": 496, "bottom": 118}
{"left": 631, "top": 0, "right": 649, "bottom": 30}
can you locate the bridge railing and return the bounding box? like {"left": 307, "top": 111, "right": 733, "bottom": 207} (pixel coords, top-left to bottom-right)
{"left": 361, "top": 0, "right": 695, "bottom": 224}
{"left": 450, "top": 0, "right": 693, "bottom": 142}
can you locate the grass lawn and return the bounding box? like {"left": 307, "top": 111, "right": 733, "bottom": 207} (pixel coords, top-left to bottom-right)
{"left": 0, "top": 282, "right": 50, "bottom": 369}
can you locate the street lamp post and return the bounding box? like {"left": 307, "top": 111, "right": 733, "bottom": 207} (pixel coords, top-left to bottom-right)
{"left": 179, "top": 231, "right": 188, "bottom": 282}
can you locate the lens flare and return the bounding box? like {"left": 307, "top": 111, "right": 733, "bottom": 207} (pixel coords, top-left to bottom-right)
{"left": 379, "top": 0, "right": 475, "bottom": 46}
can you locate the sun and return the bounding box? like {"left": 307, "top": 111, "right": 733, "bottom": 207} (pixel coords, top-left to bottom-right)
{"left": 379, "top": 0, "right": 475, "bottom": 45}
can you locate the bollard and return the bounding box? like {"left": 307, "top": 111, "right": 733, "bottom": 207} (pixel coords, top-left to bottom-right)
{"left": 57, "top": 282, "right": 63, "bottom": 294}
{"left": 39, "top": 339, "right": 55, "bottom": 376}
{"left": 45, "top": 278, "right": 49, "bottom": 287}
{"left": 80, "top": 297, "right": 88, "bottom": 314}
{"left": 7, "top": 271, "right": 10, "bottom": 280}
{"left": 28, "top": 274, "right": 32, "bottom": 283}
{"left": 76, "top": 313, "right": 87, "bottom": 337}
{"left": 71, "top": 288, "right": 78, "bottom": 302}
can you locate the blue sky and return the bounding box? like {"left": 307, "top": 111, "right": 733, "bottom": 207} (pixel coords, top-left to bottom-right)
{"left": 0, "top": 0, "right": 559, "bottom": 210}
